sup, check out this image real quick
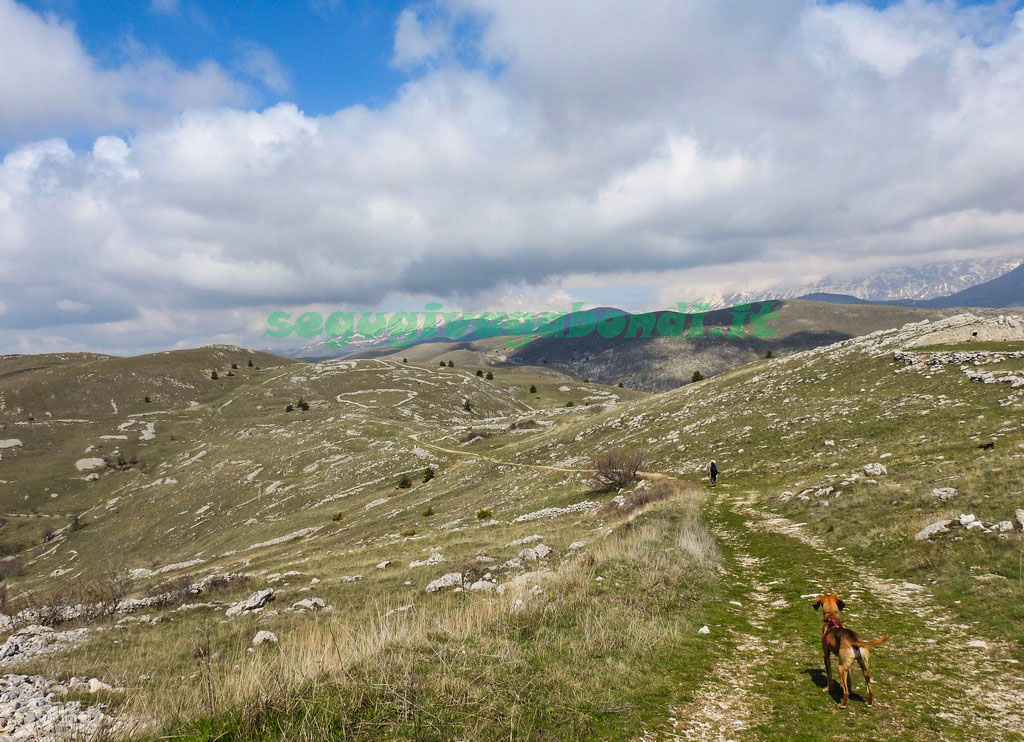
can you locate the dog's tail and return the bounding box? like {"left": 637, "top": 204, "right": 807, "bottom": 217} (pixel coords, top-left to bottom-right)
{"left": 853, "top": 635, "right": 889, "bottom": 648}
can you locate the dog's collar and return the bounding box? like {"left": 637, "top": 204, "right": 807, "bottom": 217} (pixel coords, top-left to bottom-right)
{"left": 823, "top": 613, "right": 844, "bottom": 632}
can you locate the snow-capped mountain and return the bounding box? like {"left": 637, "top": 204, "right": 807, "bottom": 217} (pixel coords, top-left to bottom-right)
{"left": 699, "top": 255, "right": 1022, "bottom": 309}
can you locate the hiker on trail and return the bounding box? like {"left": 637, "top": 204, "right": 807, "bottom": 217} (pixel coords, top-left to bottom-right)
{"left": 709, "top": 461, "right": 718, "bottom": 487}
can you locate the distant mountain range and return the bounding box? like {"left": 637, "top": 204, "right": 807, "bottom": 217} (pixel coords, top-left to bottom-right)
{"left": 699, "top": 255, "right": 1022, "bottom": 308}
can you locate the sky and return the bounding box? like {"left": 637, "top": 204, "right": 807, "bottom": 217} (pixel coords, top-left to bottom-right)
{"left": 2, "top": 0, "right": 1024, "bottom": 355}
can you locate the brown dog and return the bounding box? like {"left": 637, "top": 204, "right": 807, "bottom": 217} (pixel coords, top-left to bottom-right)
{"left": 812, "top": 594, "right": 889, "bottom": 708}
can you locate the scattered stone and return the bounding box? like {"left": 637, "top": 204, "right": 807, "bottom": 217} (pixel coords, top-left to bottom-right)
{"left": 87, "top": 679, "right": 112, "bottom": 693}
{"left": 338, "top": 575, "right": 363, "bottom": 583}
{"left": 995, "top": 521, "right": 1014, "bottom": 533}
{"left": 252, "top": 631, "right": 278, "bottom": 646}
{"left": 0, "top": 440, "right": 23, "bottom": 449}
{"left": 513, "top": 501, "right": 598, "bottom": 523}
{"left": 1015, "top": 509, "right": 1024, "bottom": 530}
{"left": 567, "top": 541, "right": 587, "bottom": 551}
{"left": 932, "top": 487, "right": 958, "bottom": 501}
{"left": 409, "top": 553, "right": 445, "bottom": 569}
{"left": 698, "top": 625, "right": 711, "bottom": 635}
{"left": 468, "top": 579, "right": 496, "bottom": 592}
{"left": 225, "top": 589, "right": 275, "bottom": 617}
{"left": 506, "top": 534, "right": 543, "bottom": 547}
{"left": 863, "top": 463, "right": 887, "bottom": 476}
{"left": 914, "top": 520, "right": 952, "bottom": 541}
{"left": 425, "top": 573, "right": 464, "bottom": 593}
{"left": 517, "top": 544, "right": 552, "bottom": 562}
{"left": 376, "top": 561, "right": 391, "bottom": 570}
{"left": 291, "top": 598, "right": 326, "bottom": 612}
{"left": 778, "top": 491, "right": 794, "bottom": 502}
{"left": 959, "top": 513, "right": 977, "bottom": 527}
{"left": 74, "top": 458, "right": 106, "bottom": 472}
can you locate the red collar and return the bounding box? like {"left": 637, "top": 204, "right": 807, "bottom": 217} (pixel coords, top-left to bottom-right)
{"left": 824, "top": 614, "right": 843, "bottom": 633}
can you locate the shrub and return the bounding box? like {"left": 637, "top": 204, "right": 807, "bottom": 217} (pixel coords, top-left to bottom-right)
{"left": 210, "top": 370, "right": 219, "bottom": 380}
{"left": 68, "top": 514, "right": 82, "bottom": 532}
{"left": 248, "top": 359, "right": 254, "bottom": 367}
{"left": 144, "top": 396, "right": 151, "bottom": 403}
{"left": 397, "top": 474, "right": 413, "bottom": 489}
{"left": 591, "top": 447, "right": 643, "bottom": 490}
{"left": 618, "top": 382, "right": 624, "bottom": 388}
{"left": 440, "top": 361, "right": 446, "bottom": 367}
{"left": 297, "top": 398, "right": 310, "bottom": 411}
{"left": 601, "top": 480, "right": 676, "bottom": 516}
{"left": 447, "top": 360, "right": 454, "bottom": 368}
{"left": 485, "top": 371, "right": 494, "bottom": 380}
{"left": 691, "top": 370, "right": 704, "bottom": 383}
{"left": 231, "top": 363, "right": 238, "bottom": 369}
{"left": 285, "top": 404, "right": 294, "bottom": 412}
{"left": 422, "top": 506, "right": 435, "bottom": 517}
{"left": 401, "top": 527, "right": 417, "bottom": 537}
{"left": 332, "top": 512, "right": 343, "bottom": 522}
{"left": 765, "top": 350, "right": 774, "bottom": 359}
{"left": 43, "top": 526, "right": 57, "bottom": 543}
{"left": 463, "top": 399, "right": 473, "bottom": 412}
{"left": 423, "top": 467, "right": 435, "bottom": 483}
{"left": 565, "top": 401, "right": 575, "bottom": 407}
{"left": 403, "top": 358, "right": 408, "bottom": 364}
{"left": 529, "top": 384, "right": 537, "bottom": 394}
{"left": 226, "top": 371, "right": 235, "bottom": 377}
{"left": 476, "top": 509, "right": 492, "bottom": 520}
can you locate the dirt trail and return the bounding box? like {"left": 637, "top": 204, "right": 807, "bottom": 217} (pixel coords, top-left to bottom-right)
{"left": 643, "top": 491, "right": 1024, "bottom": 740}
{"left": 409, "top": 434, "right": 676, "bottom": 480}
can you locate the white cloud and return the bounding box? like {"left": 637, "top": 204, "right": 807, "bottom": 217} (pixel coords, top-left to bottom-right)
{"left": 235, "top": 41, "right": 291, "bottom": 94}
{"left": 393, "top": 7, "right": 450, "bottom": 68}
{"left": 0, "top": 0, "right": 247, "bottom": 142}
{"left": 149, "top": 0, "right": 179, "bottom": 15}
{"left": 3, "top": 0, "right": 1024, "bottom": 354}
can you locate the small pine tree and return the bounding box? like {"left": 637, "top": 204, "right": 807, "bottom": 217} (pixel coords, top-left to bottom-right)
{"left": 476, "top": 508, "right": 492, "bottom": 520}
{"left": 691, "top": 370, "right": 704, "bottom": 383}
{"left": 463, "top": 398, "right": 473, "bottom": 412}
{"left": 68, "top": 514, "right": 82, "bottom": 532}
{"left": 485, "top": 371, "right": 494, "bottom": 380}
{"left": 248, "top": 359, "right": 254, "bottom": 367}
{"left": 210, "top": 370, "right": 219, "bottom": 380}
{"left": 403, "top": 358, "right": 408, "bottom": 364}
{"left": 618, "top": 382, "right": 624, "bottom": 388}
{"left": 765, "top": 350, "right": 774, "bottom": 359}
{"left": 422, "top": 505, "right": 435, "bottom": 517}
{"left": 332, "top": 512, "right": 343, "bottom": 522}
{"left": 476, "top": 369, "right": 484, "bottom": 377}
{"left": 423, "top": 467, "right": 435, "bottom": 483}
{"left": 144, "top": 396, "right": 151, "bottom": 403}
{"left": 529, "top": 384, "right": 537, "bottom": 394}
{"left": 447, "top": 360, "right": 454, "bottom": 368}
{"left": 285, "top": 403, "right": 294, "bottom": 412}
{"left": 297, "top": 398, "right": 310, "bottom": 411}
{"left": 440, "top": 361, "right": 446, "bottom": 367}
{"left": 565, "top": 401, "right": 575, "bottom": 407}
{"left": 584, "top": 378, "right": 590, "bottom": 383}
{"left": 231, "top": 363, "right": 238, "bottom": 369}
{"left": 397, "top": 474, "right": 413, "bottom": 489}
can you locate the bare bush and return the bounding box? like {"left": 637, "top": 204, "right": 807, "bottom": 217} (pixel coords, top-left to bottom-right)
{"left": 601, "top": 480, "right": 676, "bottom": 515}
{"left": 591, "top": 447, "right": 643, "bottom": 490}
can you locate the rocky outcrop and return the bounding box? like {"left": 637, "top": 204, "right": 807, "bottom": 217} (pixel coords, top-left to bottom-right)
{"left": 225, "top": 589, "right": 275, "bottom": 617}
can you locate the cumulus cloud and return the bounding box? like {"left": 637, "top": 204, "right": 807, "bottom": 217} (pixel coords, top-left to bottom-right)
{"left": 0, "top": 0, "right": 247, "bottom": 142}
{"left": 3, "top": 0, "right": 1024, "bottom": 354}
{"left": 235, "top": 41, "right": 291, "bottom": 94}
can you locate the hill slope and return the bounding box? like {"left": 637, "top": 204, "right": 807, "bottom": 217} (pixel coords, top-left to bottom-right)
{"left": 0, "top": 315, "right": 1022, "bottom": 739}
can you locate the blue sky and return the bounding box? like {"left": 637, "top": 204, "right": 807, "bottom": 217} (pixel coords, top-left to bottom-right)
{"left": 22, "top": 0, "right": 410, "bottom": 114}
{"left": 2, "top": 0, "right": 1024, "bottom": 354}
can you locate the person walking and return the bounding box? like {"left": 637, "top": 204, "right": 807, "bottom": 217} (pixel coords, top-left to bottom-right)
{"left": 709, "top": 461, "right": 719, "bottom": 487}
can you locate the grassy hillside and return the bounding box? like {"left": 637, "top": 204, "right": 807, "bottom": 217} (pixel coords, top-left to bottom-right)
{"left": 1, "top": 313, "right": 1023, "bottom": 740}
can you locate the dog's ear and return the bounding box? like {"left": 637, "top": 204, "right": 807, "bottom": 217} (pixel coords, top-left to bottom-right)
{"left": 837, "top": 599, "right": 845, "bottom": 612}
{"left": 813, "top": 599, "right": 822, "bottom": 611}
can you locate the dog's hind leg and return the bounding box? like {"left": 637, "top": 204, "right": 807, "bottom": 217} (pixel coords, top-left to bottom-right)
{"left": 855, "top": 647, "right": 873, "bottom": 706}
{"left": 823, "top": 648, "right": 833, "bottom": 693}
{"left": 837, "top": 665, "right": 850, "bottom": 708}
